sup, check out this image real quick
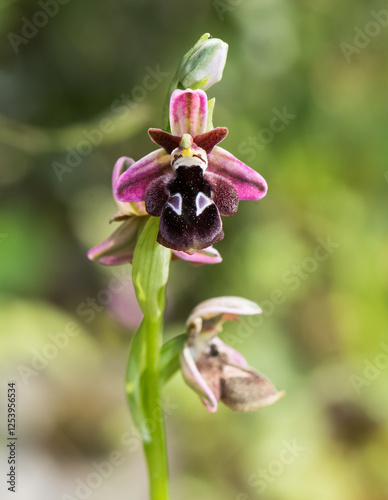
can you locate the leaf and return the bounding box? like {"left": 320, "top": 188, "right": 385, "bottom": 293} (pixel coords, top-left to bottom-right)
{"left": 132, "top": 217, "right": 171, "bottom": 319}
{"left": 127, "top": 217, "right": 172, "bottom": 442}
{"left": 126, "top": 320, "right": 150, "bottom": 441}
{"left": 159, "top": 333, "right": 187, "bottom": 387}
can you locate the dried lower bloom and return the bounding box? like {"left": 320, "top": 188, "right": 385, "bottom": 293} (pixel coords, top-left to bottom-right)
{"left": 115, "top": 89, "right": 267, "bottom": 253}
{"left": 87, "top": 157, "right": 222, "bottom": 265}
{"left": 180, "top": 296, "right": 284, "bottom": 413}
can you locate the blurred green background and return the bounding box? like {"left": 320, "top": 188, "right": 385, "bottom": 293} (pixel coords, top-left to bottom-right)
{"left": 1, "top": 0, "right": 388, "bottom": 499}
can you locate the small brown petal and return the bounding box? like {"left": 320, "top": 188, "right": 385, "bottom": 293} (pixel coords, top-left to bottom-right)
{"left": 148, "top": 128, "right": 181, "bottom": 154}
{"left": 193, "top": 127, "right": 228, "bottom": 154}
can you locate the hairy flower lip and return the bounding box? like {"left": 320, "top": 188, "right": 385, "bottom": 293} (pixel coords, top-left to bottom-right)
{"left": 114, "top": 89, "right": 268, "bottom": 253}
{"left": 180, "top": 296, "right": 284, "bottom": 413}
{"left": 88, "top": 157, "right": 223, "bottom": 266}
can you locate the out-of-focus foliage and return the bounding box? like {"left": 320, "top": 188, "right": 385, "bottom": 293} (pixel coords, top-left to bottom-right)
{"left": 1, "top": 0, "right": 387, "bottom": 499}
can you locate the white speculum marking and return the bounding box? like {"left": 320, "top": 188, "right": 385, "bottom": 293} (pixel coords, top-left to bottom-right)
{"left": 167, "top": 193, "right": 182, "bottom": 215}
{"left": 195, "top": 192, "right": 213, "bottom": 216}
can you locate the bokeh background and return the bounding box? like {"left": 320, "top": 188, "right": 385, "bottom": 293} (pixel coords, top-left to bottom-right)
{"left": 1, "top": 0, "right": 388, "bottom": 499}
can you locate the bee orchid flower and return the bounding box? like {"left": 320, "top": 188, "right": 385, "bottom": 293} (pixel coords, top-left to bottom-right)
{"left": 87, "top": 157, "right": 222, "bottom": 266}
{"left": 180, "top": 296, "right": 284, "bottom": 413}
{"left": 115, "top": 89, "right": 267, "bottom": 253}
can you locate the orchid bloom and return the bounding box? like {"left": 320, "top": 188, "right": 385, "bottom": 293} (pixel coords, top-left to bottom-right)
{"left": 180, "top": 297, "right": 284, "bottom": 413}
{"left": 115, "top": 89, "right": 267, "bottom": 253}
{"left": 87, "top": 157, "right": 222, "bottom": 266}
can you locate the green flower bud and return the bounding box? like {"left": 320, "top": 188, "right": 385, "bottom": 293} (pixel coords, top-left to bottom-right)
{"left": 178, "top": 35, "right": 228, "bottom": 91}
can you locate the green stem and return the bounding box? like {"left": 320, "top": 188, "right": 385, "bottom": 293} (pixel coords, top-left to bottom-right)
{"left": 142, "top": 316, "right": 169, "bottom": 500}
{"left": 127, "top": 217, "right": 171, "bottom": 500}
